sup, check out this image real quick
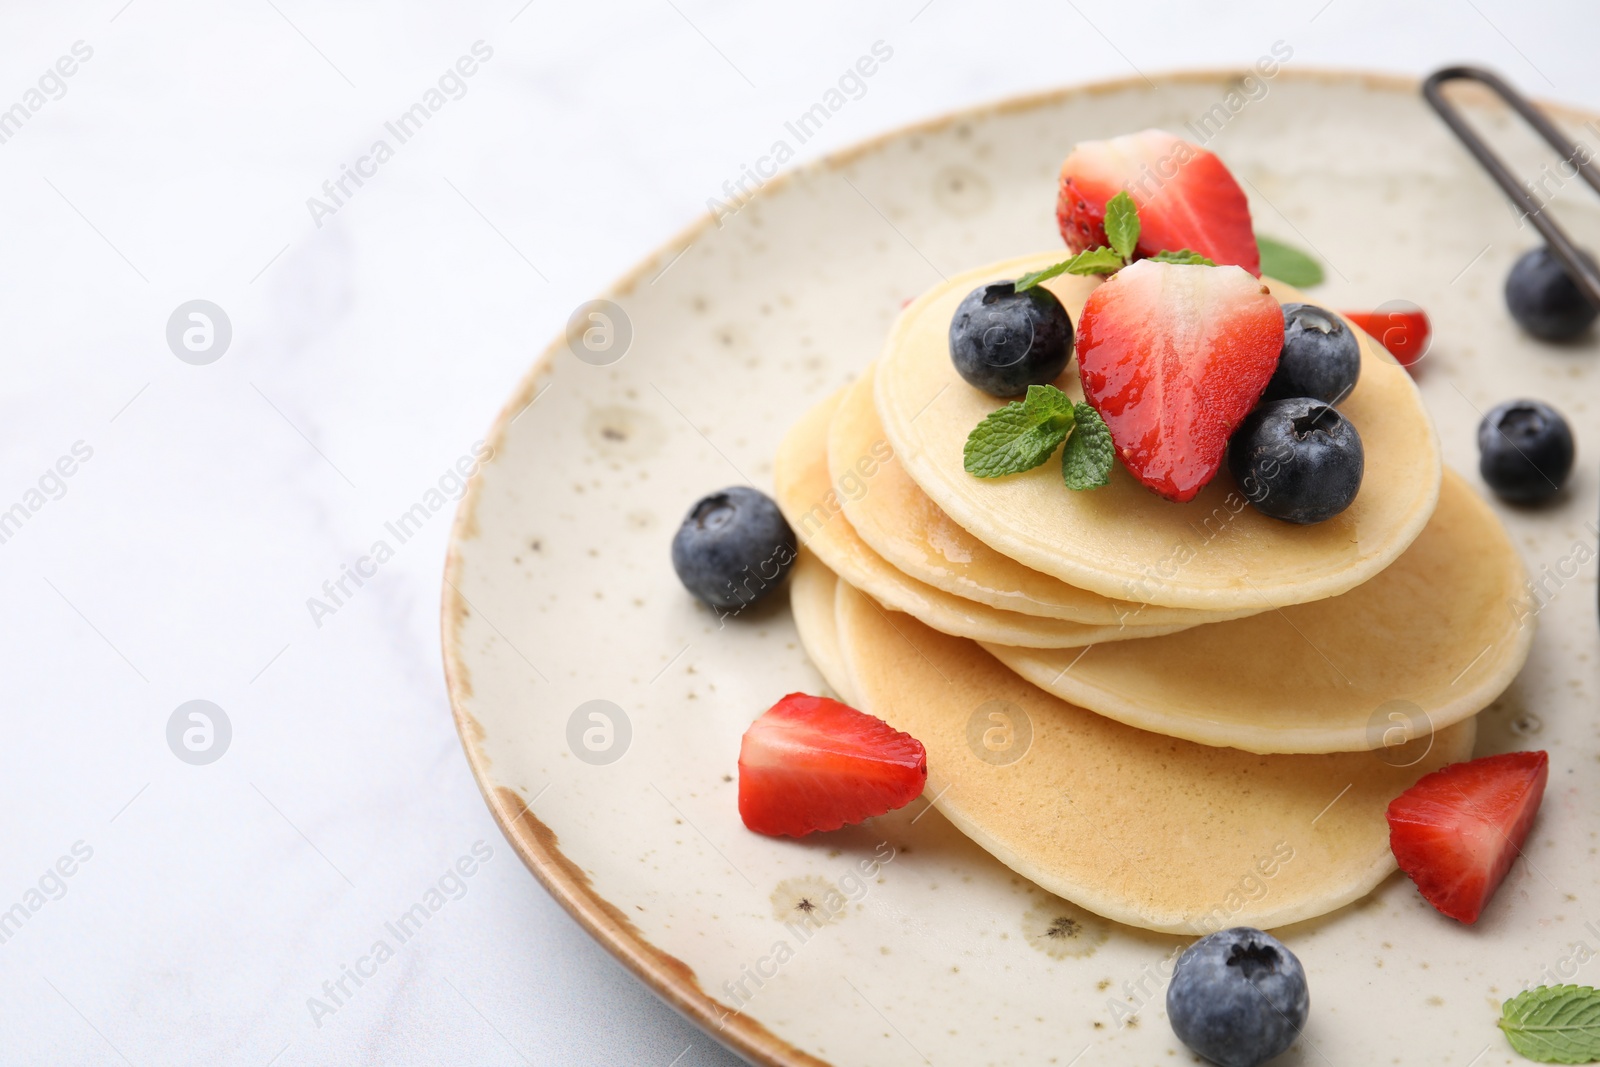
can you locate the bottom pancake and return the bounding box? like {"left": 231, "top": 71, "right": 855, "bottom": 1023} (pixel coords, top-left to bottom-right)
{"left": 833, "top": 578, "right": 1476, "bottom": 934}
{"left": 789, "top": 549, "right": 856, "bottom": 703}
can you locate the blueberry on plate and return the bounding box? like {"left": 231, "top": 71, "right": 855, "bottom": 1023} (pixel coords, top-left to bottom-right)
{"left": 1262, "top": 303, "right": 1360, "bottom": 405}
{"left": 1229, "top": 398, "right": 1364, "bottom": 525}
{"left": 1167, "top": 927, "right": 1309, "bottom": 1067}
{"left": 1505, "top": 247, "right": 1599, "bottom": 341}
{"left": 949, "top": 281, "right": 1073, "bottom": 397}
{"left": 1477, "top": 399, "right": 1574, "bottom": 504}
{"left": 671, "top": 487, "right": 796, "bottom": 611}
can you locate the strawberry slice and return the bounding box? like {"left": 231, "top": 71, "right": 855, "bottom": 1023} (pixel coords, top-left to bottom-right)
{"left": 1386, "top": 750, "right": 1549, "bottom": 924}
{"left": 1057, "top": 129, "right": 1261, "bottom": 275}
{"left": 1076, "top": 259, "right": 1284, "bottom": 502}
{"left": 738, "top": 693, "right": 927, "bottom": 837}
{"left": 1343, "top": 306, "right": 1432, "bottom": 367}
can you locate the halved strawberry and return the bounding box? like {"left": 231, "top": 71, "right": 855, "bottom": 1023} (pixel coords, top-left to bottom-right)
{"left": 1076, "top": 259, "right": 1284, "bottom": 502}
{"left": 1344, "top": 306, "right": 1432, "bottom": 367}
{"left": 738, "top": 693, "right": 927, "bottom": 838}
{"left": 1057, "top": 129, "right": 1261, "bottom": 275}
{"left": 1386, "top": 750, "right": 1549, "bottom": 924}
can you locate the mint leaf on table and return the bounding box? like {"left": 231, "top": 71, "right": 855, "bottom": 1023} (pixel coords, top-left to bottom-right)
{"left": 1257, "top": 235, "right": 1324, "bottom": 287}
{"left": 1103, "top": 190, "right": 1140, "bottom": 261}
{"left": 1149, "top": 249, "right": 1216, "bottom": 266}
{"left": 1499, "top": 985, "right": 1600, "bottom": 1064}
{"left": 963, "top": 385, "right": 1076, "bottom": 478}
{"left": 1014, "top": 247, "right": 1127, "bottom": 291}
{"left": 1061, "top": 403, "right": 1114, "bottom": 490}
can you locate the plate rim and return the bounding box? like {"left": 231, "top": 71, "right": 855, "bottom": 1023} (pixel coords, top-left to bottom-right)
{"left": 439, "top": 66, "right": 1592, "bottom": 1067}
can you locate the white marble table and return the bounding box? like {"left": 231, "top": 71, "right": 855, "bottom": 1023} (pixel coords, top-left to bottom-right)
{"left": 1, "top": 2, "right": 1595, "bottom": 1063}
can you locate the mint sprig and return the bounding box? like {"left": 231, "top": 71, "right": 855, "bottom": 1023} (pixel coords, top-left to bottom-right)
{"left": 1014, "top": 190, "right": 1219, "bottom": 291}
{"left": 963, "top": 385, "right": 1075, "bottom": 477}
{"left": 963, "top": 385, "right": 1113, "bottom": 490}
{"left": 1500, "top": 986, "right": 1600, "bottom": 1063}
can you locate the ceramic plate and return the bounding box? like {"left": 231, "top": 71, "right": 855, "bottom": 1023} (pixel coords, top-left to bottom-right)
{"left": 443, "top": 70, "right": 1600, "bottom": 1066}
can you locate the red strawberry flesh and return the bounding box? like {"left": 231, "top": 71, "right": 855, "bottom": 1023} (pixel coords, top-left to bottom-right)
{"left": 1057, "top": 129, "right": 1261, "bottom": 275}
{"left": 1076, "top": 260, "right": 1285, "bottom": 502}
{"left": 738, "top": 692, "right": 927, "bottom": 838}
{"left": 1386, "top": 750, "right": 1548, "bottom": 924}
{"left": 1344, "top": 307, "right": 1431, "bottom": 367}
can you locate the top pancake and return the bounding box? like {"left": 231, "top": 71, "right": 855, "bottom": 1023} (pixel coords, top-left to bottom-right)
{"left": 831, "top": 364, "right": 1253, "bottom": 628}
{"left": 875, "top": 252, "right": 1442, "bottom": 610}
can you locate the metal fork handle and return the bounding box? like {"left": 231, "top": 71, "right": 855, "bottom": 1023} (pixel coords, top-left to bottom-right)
{"left": 1422, "top": 65, "right": 1600, "bottom": 305}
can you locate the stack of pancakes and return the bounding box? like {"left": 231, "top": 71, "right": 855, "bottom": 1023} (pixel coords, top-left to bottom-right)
{"left": 774, "top": 253, "right": 1533, "bottom": 935}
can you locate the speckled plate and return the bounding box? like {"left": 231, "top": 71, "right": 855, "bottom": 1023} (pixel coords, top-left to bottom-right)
{"left": 443, "top": 70, "right": 1600, "bottom": 1067}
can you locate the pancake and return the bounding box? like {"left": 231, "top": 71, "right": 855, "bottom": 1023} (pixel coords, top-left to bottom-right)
{"left": 775, "top": 389, "right": 1192, "bottom": 649}
{"left": 875, "top": 253, "right": 1442, "bottom": 610}
{"left": 833, "top": 579, "right": 1477, "bottom": 934}
{"left": 831, "top": 364, "right": 1254, "bottom": 628}
{"left": 788, "top": 548, "right": 856, "bottom": 703}
{"left": 981, "top": 469, "right": 1531, "bottom": 754}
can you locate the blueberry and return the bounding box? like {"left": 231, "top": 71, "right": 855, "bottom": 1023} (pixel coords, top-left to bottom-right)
{"left": 1505, "top": 247, "right": 1599, "bottom": 341}
{"left": 1229, "top": 399, "right": 1364, "bottom": 525}
{"left": 1166, "top": 927, "right": 1309, "bottom": 1067}
{"left": 949, "top": 281, "right": 1073, "bottom": 397}
{"left": 1477, "top": 399, "right": 1574, "bottom": 503}
{"left": 1262, "top": 303, "right": 1360, "bottom": 405}
{"left": 671, "top": 487, "right": 796, "bottom": 611}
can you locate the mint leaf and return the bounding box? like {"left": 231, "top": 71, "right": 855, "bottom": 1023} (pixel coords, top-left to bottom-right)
{"left": 1149, "top": 249, "right": 1216, "bottom": 266}
{"left": 1014, "top": 247, "right": 1126, "bottom": 291}
{"left": 1061, "top": 403, "right": 1114, "bottom": 490}
{"left": 1500, "top": 986, "right": 1600, "bottom": 1063}
{"left": 1061, "top": 247, "right": 1128, "bottom": 275}
{"left": 963, "top": 385, "right": 1075, "bottom": 478}
{"left": 1257, "top": 235, "right": 1324, "bottom": 287}
{"left": 1018, "top": 384, "right": 1077, "bottom": 425}
{"left": 1103, "top": 191, "right": 1140, "bottom": 262}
